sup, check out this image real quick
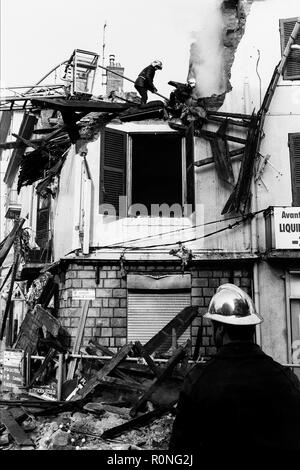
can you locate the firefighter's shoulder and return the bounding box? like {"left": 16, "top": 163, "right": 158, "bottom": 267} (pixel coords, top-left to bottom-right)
{"left": 185, "top": 357, "right": 217, "bottom": 387}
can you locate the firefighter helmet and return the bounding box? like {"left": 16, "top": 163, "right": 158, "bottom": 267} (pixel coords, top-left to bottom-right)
{"left": 204, "top": 283, "right": 263, "bottom": 325}
{"left": 188, "top": 78, "right": 196, "bottom": 87}
{"left": 152, "top": 60, "right": 163, "bottom": 69}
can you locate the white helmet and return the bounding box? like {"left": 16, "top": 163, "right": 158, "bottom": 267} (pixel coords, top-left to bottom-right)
{"left": 204, "top": 283, "right": 263, "bottom": 326}
{"left": 152, "top": 60, "right": 163, "bottom": 69}
{"left": 188, "top": 78, "right": 196, "bottom": 87}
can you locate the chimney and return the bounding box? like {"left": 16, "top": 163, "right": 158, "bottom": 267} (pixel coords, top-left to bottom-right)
{"left": 106, "top": 54, "right": 124, "bottom": 97}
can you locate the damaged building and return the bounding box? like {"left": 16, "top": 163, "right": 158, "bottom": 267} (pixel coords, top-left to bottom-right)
{"left": 0, "top": 0, "right": 299, "bottom": 450}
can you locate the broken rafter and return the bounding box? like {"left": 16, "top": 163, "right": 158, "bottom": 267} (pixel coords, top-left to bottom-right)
{"left": 71, "top": 342, "right": 133, "bottom": 400}
{"left": 207, "top": 116, "right": 250, "bottom": 128}
{"left": 196, "top": 129, "right": 247, "bottom": 145}
{"left": 207, "top": 111, "right": 252, "bottom": 120}
{"left": 101, "top": 404, "right": 176, "bottom": 440}
{"left": 130, "top": 342, "right": 189, "bottom": 418}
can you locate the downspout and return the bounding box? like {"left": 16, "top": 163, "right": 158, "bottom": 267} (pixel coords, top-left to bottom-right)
{"left": 82, "top": 153, "right": 92, "bottom": 255}
{"left": 243, "top": 77, "right": 262, "bottom": 346}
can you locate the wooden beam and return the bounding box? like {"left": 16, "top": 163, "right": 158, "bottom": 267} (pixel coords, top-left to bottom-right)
{"left": 207, "top": 111, "right": 252, "bottom": 120}
{"left": 207, "top": 116, "right": 250, "bottom": 128}
{"left": 134, "top": 341, "right": 161, "bottom": 378}
{"left": 28, "top": 348, "right": 56, "bottom": 388}
{"left": 143, "top": 306, "right": 198, "bottom": 356}
{"left": 0, "top": 409, "right": 33, "bottom": 446}
{"left": 101, "top": 405, "right": 175, "bottom": 440}
{"left": 71, "top": 342, "right": 133, "bottom": 400}
{"left": 194, "top": 147, "right": 244, "bottom": 168}
{"left": 83, "top": 402, "right": 130, "bottom": 418}
{"left": 196, "top": 129, "right": 247, "bottom": 145}
{"left": 0, "top": 218, "right": 25, "bottom": 268}
{"left": 89, "top": 338, "right": 114, "bottom": 356}
{"left": 130, "top": 343, "right": 188, "bottom": 417}
{"left": 95, "top": 375, "right": 146, "bottom": 392}
{"left": 67, "top": 300, "right": 90, "bottom": 380}
{"left": 12, "top": 133, "right": 39, "bottom": 149}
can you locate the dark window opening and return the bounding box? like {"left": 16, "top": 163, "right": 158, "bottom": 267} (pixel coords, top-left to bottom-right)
{"left": 131, "top": 133, "right": 182, "bottom": 211}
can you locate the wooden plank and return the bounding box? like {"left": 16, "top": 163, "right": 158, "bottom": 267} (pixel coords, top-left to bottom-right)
{"left": 67, "top": 300, "right": 90, "bottom": 380}
{"left": 130, "top": 343, "right": 188, "bottom": 417}
{"left": 101, "top": 405, "right": 175, "bottom": 440}
{"left": 134, "top": 341, "right": 161, "bottom": 378}
{"left": 0, "top": 409, "right": 32, "bottom": 446}
{"left": 71, "top": 342, "right": 133, "bottom": 400}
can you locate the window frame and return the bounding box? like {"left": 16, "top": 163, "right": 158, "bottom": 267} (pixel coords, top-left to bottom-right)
{"left": 100, "top": 126, "right": 193, "bottom": 217}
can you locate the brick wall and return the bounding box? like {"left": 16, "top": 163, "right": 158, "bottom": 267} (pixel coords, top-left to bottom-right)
{"left": 58, "top": 262, "right": 252, "bottom": 357}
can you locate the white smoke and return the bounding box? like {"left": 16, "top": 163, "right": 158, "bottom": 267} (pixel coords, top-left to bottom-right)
{"left": 188, "top": 0, "right": 226, "bottom": 98}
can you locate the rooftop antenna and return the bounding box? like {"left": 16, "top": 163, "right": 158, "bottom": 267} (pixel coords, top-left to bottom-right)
{"left": 102, "top": 20, "right": 107, "bottom": 86}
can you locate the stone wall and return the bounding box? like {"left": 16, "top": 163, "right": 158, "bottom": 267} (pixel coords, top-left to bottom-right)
{"left": 58, "top": 261, "right": 253, "bottom": 357}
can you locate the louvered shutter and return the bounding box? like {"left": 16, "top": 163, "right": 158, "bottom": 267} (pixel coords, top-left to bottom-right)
{"left": 100, "top": 129, "right": 126, "bottom": 215}
{"left": 280, "top": 18, "right": 300, "bottom": 80}
{"left": 128, "top": 291, "right": 191, "bottom": 352}
{"left": 185, "top": 123, "right": 195, "bottom": 212}
{"left": 36, "top": 207, "right": 50, "bottom": 248}
{"left": 289, "top": 133, "right": 300, "bottom": 206}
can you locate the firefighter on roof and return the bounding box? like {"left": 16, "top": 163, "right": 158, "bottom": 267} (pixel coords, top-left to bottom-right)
{"left": 134, "top": 60, "right": 162, "bottom": 104}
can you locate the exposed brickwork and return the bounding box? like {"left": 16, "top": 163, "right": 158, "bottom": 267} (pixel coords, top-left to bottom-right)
{"left": 58, "top": 262, "right": 253, "bottom": 358}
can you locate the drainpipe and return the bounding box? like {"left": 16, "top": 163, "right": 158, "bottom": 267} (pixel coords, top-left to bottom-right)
{"left": 81, "top": 152, "right": 92, "bottom": 255}
{"left": 243, "top": 77, "right": 262, "bottom": 346}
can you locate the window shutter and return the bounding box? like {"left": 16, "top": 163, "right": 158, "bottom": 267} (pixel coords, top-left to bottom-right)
{"left": 36, "top": 207, "right": 50, "bottom": 248}
{"left": 289, "top": 133, "right": 300, "bottom": 206}
{"left": 279, "top": 18, "right": 300, "bottom": 80}
{"left": 185, "top": 123, "right": 195, "bottom": 212}
{"left": 100, "top": 129, "right": 126, "bottom": 215}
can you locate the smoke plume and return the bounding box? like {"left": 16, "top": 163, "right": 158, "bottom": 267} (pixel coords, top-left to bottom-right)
{"left": 188, "top": 0, "right": 226, "bottom": 98}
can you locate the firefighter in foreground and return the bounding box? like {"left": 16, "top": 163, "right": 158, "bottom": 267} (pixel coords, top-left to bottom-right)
{"left": 134, "top": 60, "right": 162, "bottom": 104}
{"left": 169, "top": 283, "right": 300, "bottom": 452}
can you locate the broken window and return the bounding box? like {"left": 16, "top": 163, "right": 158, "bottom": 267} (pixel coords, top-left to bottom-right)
{"left": 100, "top": 128, "right": 194, "bottom": 216}
{"left": 289, "top": 133, "right": 300, "bottom": 206}
{"left": 279, "top": 17, "right": 300, "bottom": 80}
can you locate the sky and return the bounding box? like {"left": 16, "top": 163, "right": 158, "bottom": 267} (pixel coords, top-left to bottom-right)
{"left": 0, "top": 0, "right": 218, "bottom": 98}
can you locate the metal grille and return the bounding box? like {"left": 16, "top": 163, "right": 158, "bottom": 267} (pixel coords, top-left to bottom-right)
{"left": 127, "top": 291, "right": 191, "bottom": 345}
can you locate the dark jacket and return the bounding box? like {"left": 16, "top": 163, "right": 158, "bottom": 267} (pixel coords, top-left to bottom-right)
{"left": 169, "top": 342, "right": 300, "bottom": 452}
{"left": 135, "top": 65, "right": 156, "bottom": 92}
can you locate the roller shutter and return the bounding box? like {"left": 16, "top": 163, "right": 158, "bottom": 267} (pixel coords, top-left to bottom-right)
{"left": 127, "top": 291, "right": 191, "bottom": 348}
